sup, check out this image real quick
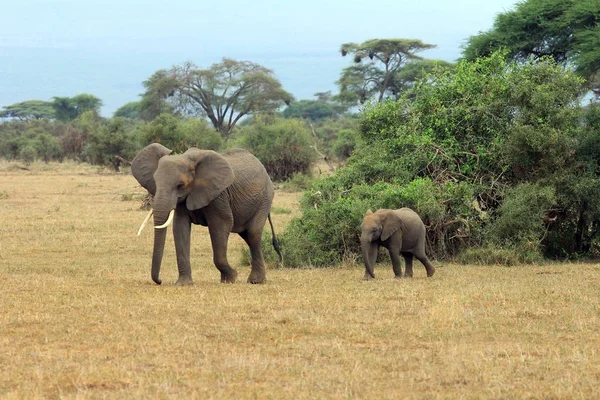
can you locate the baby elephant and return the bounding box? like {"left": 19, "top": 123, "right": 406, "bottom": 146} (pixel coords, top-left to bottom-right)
{"left": 360, "top": 208, "right": 435, "bottom": 280}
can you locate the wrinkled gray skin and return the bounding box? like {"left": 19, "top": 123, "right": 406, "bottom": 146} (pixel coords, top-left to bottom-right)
{"left": 132, "top": 143, "right": 282, "bottom": 286}
{"left": 360, "top": 208, "right": 435, "bottom": 280}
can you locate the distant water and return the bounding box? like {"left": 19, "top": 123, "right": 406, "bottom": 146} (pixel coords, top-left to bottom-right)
{"left": 1, "top": 46, "right": 347, "bottom": 117}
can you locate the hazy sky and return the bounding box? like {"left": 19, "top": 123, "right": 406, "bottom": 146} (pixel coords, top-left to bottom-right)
{"left": 0, "top": 0, "right": 519, "bottom": 116}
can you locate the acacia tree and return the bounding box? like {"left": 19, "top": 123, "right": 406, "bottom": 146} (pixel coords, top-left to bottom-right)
{"left": 52, "top": 94, "right": 103, "bottom": 122}
{"left": 336, "top": 39, "right": 436, "bottom": 105}
{"left": 462, "top": 0, "right": 600, "bottom": 93}
{"left": 0, "top": 100, "right": 55, "bottom": 120}
{"left": 142, "top": 58, "right": 293, "bottom": 140}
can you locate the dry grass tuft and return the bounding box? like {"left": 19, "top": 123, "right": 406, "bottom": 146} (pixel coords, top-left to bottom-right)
{"left": 1, "top": 161, "right": 599, "bottom": 399}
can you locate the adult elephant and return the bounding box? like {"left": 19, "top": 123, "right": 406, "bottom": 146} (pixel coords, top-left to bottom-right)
{"left": 132, "top": 143, "right": 282, "bottom": 286}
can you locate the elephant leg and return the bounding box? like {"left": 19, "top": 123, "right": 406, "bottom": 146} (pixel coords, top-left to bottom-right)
{"left": 173, "top": 207, "right": 194, "bottom": 286}
{"left": 414, "top": 249, "right": 435, "bottom": 277}
{"left": 402, "top": 252, "right": 414, "bottom": 278}
{"left": 207, "top": 223, "right": 237, "bottom": 283}
{"left": 389, "top": 247, "right": 403, "bottom": 278}
{"left": 239, "top": 229, "right": 267, "bottom": 284}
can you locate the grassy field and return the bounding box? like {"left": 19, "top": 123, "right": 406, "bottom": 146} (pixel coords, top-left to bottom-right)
{"left": 1, "top": 161, "right": 599, "bottom": 399}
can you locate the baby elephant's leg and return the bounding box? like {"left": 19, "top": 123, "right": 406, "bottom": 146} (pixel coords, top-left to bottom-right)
{"left": 414, "top": 250, "right": 435, "bottom": 277}
{"left": 401, "top": 252, "right": 413, "bottom": 278}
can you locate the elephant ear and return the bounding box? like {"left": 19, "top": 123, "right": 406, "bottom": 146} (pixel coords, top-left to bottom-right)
{"left": 131, "top": 143, "right": 172, "bottom": 195}
{"left": 380, "top": 210, "right": 404, "bottom": 241}
{"left": 185, "top": 148, "right": 235, "bottom": 210}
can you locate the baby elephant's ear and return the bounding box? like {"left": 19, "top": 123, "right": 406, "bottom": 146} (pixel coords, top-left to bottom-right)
{"left": 185, "top": 148, "right": 234, "bottom": 210}
{"left": 380, "top": 210, "right": 404, "bottom": 241}
{"left": 131, "top": 143, "right": 172, "bottom": 195}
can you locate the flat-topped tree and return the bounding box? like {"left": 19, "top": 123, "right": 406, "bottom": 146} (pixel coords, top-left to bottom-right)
{"left": 0, "top": 100, "right": 55, "bottom": 120}
{"left": 142, "top": 58, "right": 293, "bottom": 140}
{"left": 337, "top": 39, "right": 436, "bottom": 105}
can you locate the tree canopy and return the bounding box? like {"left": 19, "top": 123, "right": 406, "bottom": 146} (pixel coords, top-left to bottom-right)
{"left": 113, "top": 101, "right": 142, "bottom": 119}
{"left": 282, "top": 91, "right": 347, "bottom": 121}
{"left": 141, "top": 58, "right": 293, "bottom": 140}
{"left": 336, "top": 38, "right": 436, "bottom": 106}
{"left": 462, "top": 0, "right": 600, "bottom": 93}
{"left": 0, "top": 100, "right": 55, "bottom": 120}
{"left": 52, "top": 94, "right": 103, "bottom": 122}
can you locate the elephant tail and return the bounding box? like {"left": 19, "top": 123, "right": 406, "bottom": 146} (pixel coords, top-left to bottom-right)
{"left": 268, "top": 213, "right": 284, "bottom": 266}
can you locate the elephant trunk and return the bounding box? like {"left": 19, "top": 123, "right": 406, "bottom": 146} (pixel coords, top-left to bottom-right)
{"left": 151, "top": 225, "right": 167, "bottom": 285}
{"left": 150, "top": 199, "right": 174, "bottom": 285}
{"left": 361, "top": 239, "right": 378, "bottom": 279}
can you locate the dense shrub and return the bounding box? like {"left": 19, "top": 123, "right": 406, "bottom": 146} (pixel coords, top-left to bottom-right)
{"left": 332, "top": 129, "right": 361, "bottom": 160}
{"left": 279, "top": 51, "right": 597, "bottom": 266}
{"left": 84, "top": 117, "right": 139, "bottom": 167}
{"left": 137, "top": 113, "right": 223, "bottom": 152}
{"left": 235, "top": 116, "right": 316, "bottom": 181}
{"left": 0, "top": 119, "right": 66, "bottom": 162}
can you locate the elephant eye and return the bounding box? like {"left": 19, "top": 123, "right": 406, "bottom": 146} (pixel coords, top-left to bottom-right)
{"left": 177, "top": 183, "right": 185, "bottom": 190}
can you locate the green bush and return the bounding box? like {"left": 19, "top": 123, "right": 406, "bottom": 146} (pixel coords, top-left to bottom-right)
{"left": 332, "top": 129, "right": 361, "bottom": 160}
{"left": 487, "top": 183, "right": 556, "bottom": 246}
{"left": 18, "top": 143, "right": 37, "bottom": 165}
{"left": 84, "top": 117, "right": 138, "bottom": 167}
{"left": 279, "top": 51, "right": 594, "bottom": 266}
{"left": 137, "top": 113, "right": 223, "bottom": 153}
{"left": 281, "top": 173, "right": 315, "bottom": 192}
{"left": 34, "top": 133, "right": 62, "bottom": 162}
{"left": 235, "top": 116, "right": 316, "bottom": 181}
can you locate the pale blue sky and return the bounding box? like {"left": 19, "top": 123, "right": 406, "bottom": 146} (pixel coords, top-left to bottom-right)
{"left": 0, "top": 0, "right": 519, "bottom": 116}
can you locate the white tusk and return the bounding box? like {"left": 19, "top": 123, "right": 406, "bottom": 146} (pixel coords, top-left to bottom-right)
{"left": 137, "top": 209, "right": 153, "bottom": 236}
{"left": 154, "top": 209, "right": 175, "bottom": 229}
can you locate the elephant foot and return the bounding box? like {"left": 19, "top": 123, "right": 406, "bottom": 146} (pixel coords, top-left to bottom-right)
{"left": 220, "top": 269, "right": 237, "bottom": 284}
{"left": 394, "top": 274, "right": 404, "bottom": 279}
{"left": 426, "top": 268, "right": 435, "bottom": 277}
{"left": 404, "top": 273, "right": 413, "bottom": 278}
{"left": 247, "top": 270, "right": 266, "bottom": 284}
{"left": 175, "top": 276, "right": 194, "bottom": 286}
{"left": 362, "top": 273, "right": 375, "bottom": 280}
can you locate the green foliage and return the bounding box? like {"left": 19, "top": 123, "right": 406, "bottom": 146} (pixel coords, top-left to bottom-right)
{"left": 139, "top": 70, "right": 178, "bottom": 121}
{"left": 462, "top": 0, "right": 600, "bottom": 93}
{"left": 113, "top": 102, "right": 142, "bottom": 119}
{"left": 281, "top": 173, "right": 315, "bottom": 192}
{"left": 0, "top": 100, "right": 55, "bottom": 120}
{"left": 332, "top": 129, "right": 361, "bottom": 160}
{"left": 488, "top": 184, "right": 556, "bottom": 246}
{"left": 143, "top": 59, "right": 293, "bottom": 139}
{"left": 35, "top": 133, "right": 62, "bottom": 162}
{"left": 52, "top": 94, "right": 103, "bottom": 122}
{"left": 137, "top": 114, "right": 223, "bottom": 153}
{"left": 282, "top": 100, "right": 338, "bottom": 121}
{"left": 337, "top": 38, "right": 438, "bottom": 105}
{"left": 84, "top": 116, "right": 138, "bottom": 167}
{"left": 0, "top": 119, "right": 67, "bottom": 162}
{"left": 282, "top": 51, "right": 594, "bottom": 266}
{"left": 235, "top": 116, "right": 316, "bottom": 181}
{"left": 282, "top": 92, "right": 347, "bottom": 121}
{"left": 307, "top": 116, "right": 358, "bottom": 158}
{"left": 18, "top": 143, "right": 37, "bottom": 165}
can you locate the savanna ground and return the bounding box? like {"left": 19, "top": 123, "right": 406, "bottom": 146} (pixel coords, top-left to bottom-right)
{"left": 0, "top": 161, "right": 599, "bottom": 399}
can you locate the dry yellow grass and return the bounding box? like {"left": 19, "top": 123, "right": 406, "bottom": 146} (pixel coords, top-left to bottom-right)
{"left": 1, "top": 161, "right": 599, "bottom": 399}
